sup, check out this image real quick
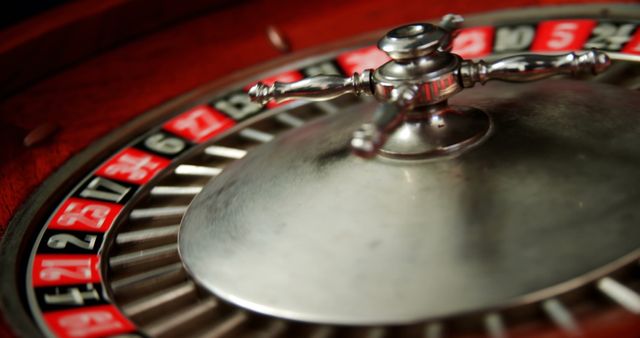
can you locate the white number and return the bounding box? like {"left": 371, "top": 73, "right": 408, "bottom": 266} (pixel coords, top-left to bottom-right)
{"left": 39, "top": 258, "right": 93, "bottom": 281}
{"left": 171, "top": 109, "right": 226, "bottom": 140}
{"left": 494, "top": 26, "right": 535, "bottom": 52}
{"left": 144, "top": 133, "right": 185, "bottom": 155}
{"left": 44, "top": 284, "right": 100, "bottom": 305}
{"left": 104, "top": 153, "right": 161, "bottom": 181}
{"left": 547, "top": 23, "right": 579, "bottom": 49}
{"left": 47, "top": 234, "right": 97, "bottom": 250}
{"left": 56, "top": 203, "right": 111, "bottom": 229}
{"left": 585, "top": 23, "right": 636, "bottom": 50}
{"left": 56, "top": 310, "right": 125, "bottom": 337}
{"left": 214, "top": 93, "right": 261, "bottom": 120}
{"left": 79, "top": 177, "right": 130, "bottom": 203}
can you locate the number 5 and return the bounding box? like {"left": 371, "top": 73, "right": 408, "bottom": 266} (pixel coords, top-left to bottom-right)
{"left": 547, "top": 23, "right": 578, "bottom": 49}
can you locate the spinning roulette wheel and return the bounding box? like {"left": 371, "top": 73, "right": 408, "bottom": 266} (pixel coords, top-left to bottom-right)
{"left": 2, "top": 1, "right": 640, "bottom": 337}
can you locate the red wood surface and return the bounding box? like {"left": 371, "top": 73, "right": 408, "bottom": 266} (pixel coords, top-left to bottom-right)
{"left": 0, "top": 0, "right": 235, "bottom": 97}
{"left": 0, "top": 0, "right": 637, "bottom": 337}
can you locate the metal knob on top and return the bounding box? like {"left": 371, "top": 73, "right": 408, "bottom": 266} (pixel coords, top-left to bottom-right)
{"left": 377, "top": 23, "right": 447, "bottom": 60}
{"left": 248, "top": 14, "right": 611, "bottom": 159}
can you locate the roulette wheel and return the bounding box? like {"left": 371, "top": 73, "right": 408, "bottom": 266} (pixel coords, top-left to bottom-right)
{"left": 2, "top": 0, "right": 640, "bottom": 337}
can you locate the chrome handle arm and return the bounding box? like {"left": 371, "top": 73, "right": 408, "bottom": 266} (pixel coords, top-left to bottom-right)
{"left": 248, "top": 70, "right": 373, "bottom": 105}
{"left": 245, "top": 14, "right": 613, "bottom": 160}
{"left": 458, "top": 50, "right": 610, "bottom": 88}
{"left": 350, "top": 85, "right": 417, "bottom": 158}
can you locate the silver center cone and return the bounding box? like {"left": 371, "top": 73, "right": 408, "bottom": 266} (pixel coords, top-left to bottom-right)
{"left": 179, "top": 80, "right": 640, "bottom": 325}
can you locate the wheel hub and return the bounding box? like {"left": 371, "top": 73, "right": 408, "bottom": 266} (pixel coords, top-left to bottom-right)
{"left": 180, "top": 79, "right": 640, "bottom": 325}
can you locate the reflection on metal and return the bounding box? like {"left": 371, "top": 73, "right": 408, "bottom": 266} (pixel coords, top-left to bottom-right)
{"left": 130, "top": 206, "right": 189, "bottom": 220}
{"left": 542, "top": 299, "right": 580, "bottom": 335}
{"left": 308, "top": 326, "right": 334, "bottom": 338}
{"left": 276, "top": 113, "right": 305, "bottom": 127}
{"left": 205, "top": 145, "right": 247, "bottom": 159}
{"left": 424, "top": 322, "right": 443, "bottom": 338}
{"left": 124, "top": 282, "right": 197, "bottom": 318}
{"left": 109, "top": 243, "right": 179, "bottom": 270}
{"left": 144, "top": 298, "right": 219, "bottom": 337}
{"left": 111, "top": 262, "right": 184, "bottom": 291}
{"left": 102, "top": 92, "right": 344, "bottom": 338}
{"left": 116, "top": 225, "right": 180, "bottom": 245}
{"left": 180, "top": 80, "right": 640, "bottom": 325}
{"left": 150, "top": 186, "right": 203, "bottom": 196}
{"left": 598, "top": 277, "right": 640, "bottom": 314}
{"left": 82, "top": 7, "right": 640, "bottom": 338}
{"left": 249, "top": 70, "right": 372, "bottom": 105}
{"left": 314, "top": 101, "right": 339, "bottom": 115}
{"left": 364, "top": 327, "right": 386, "bottom": 338}
{"left": 255, "top": 320, "right": 287, "bottom": 338}
{"left": 239, "top": 128, "right": 274, "bottom": 143}
{"left": 249, "top": 16, "right": 610, "bottom": 159}
{"left": 175, "top": 164, "right": 222, "bottom": 176}
{"left": 459, "top": 51, "right": 609, "bottom": 87}
{"left": 484, "top": 312, "right": 506, "bottom": 338}
{"left": 202, "top": 311, "right": 248, "bottom": 338}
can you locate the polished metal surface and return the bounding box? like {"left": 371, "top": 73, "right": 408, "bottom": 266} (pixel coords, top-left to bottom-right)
{"left": 0, "top": 5, "right": 638, "bottom": 338}
{"left": 248, "top": 15, "right": 611, "bottom": 159}
{"left": 378, "top": 104, "right": 491, "bottom": 159}
{"left": 248, "top": 71, "right": 373, "bottom": 105}
{"left": 459, "top": 50, "right": 610, "bottom": 87}
{"left": 180, "top": 79, "right": 640, "bottom": 325}
{"left": 377, "top": 23, "right": 448, "bottom": 60}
